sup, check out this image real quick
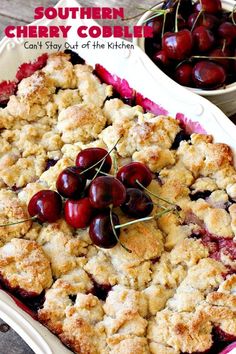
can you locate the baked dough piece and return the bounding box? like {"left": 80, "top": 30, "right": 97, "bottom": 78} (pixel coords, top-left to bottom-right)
{"left": 0, "top": 189, "right": 31, "bottom": 245}
{"left": 74, "top": 64, "right": 113, "bottom": 108}
{"left": 0, "top": 238, "right": 52, "bottom": 295}
{"left": 57, "top": 103, "right": 107, "bottom": 144}
{"left": 42, "top": 52, "right": 77, "bottom": 89}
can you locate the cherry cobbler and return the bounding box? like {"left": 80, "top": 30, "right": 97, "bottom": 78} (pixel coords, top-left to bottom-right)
{"left": 0, "top": 51, "right": 235, "bottom": 354}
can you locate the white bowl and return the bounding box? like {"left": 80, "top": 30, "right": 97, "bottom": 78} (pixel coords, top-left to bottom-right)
{"left": 133, "top": 0, "right": 236, "bottom": 117}
{"left": 0, "top": 0, "right": 236, "bottom": 353}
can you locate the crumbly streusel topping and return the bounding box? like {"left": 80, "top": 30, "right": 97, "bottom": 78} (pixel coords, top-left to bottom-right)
{"left": 0, "top": 52, "right": 235, "bottom": 354}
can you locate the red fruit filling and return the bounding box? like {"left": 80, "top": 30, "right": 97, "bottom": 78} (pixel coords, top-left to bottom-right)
{"left": 191, "top": 229, "right": 236, "bottom": 269}
{"left": 215, "top": 326, "right": 236, "bottom": 342}
{"left": 91, "top": 280, "right": 112, "bottom": 301}
{"left": 0, "top": 81, "right": 17, "bottom": 107}
{"left": 0, "top": 275, "right": 45, "bottom": 319}
{"left": 15, "top": 53, "right": 48, "bottom": 81}
{"left": 94, "top": 64, "right": 168, "bottom": 115}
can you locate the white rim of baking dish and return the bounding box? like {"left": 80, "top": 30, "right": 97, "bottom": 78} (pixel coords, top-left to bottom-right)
{"left": 133, "top": 0, "right": 236, "bottom": 96}
{"left": 0, "top": 0, "right": 236, "bottom": 353}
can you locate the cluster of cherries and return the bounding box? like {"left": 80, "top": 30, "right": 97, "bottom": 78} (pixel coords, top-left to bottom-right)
{"left": 25, "top": 146, "right": 175, "bottom": 251}
{"left": 145, "top": 0, "right": 236, "bottom": 89}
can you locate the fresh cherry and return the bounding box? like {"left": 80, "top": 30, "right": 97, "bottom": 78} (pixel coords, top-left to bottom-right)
{"left": 145, "top": 38, "right": 162, "bottom": 57}
{"left": 192, "top": 61, "right": 226, "bottom": 89}
{"left": 76, "top": 148, "right": 112, "bottom": 179}
{"left": 193, "top": 26, "right": 215, "bottom": 52}
{"left": 56, "top": 166, "right": 86, "bottom": 199}
{"left": 175, "top": 62, "right": 193, "bottom": 86}
{"left": 117, "top": 162, "right": 152, "bottom": 188}
{"left": 147, "top": 17, "right": 163, "bottom": 37}
{"left": 176, "top": 15, "right": 187, "bottom": 30}
{"left": 152, "top": 50, "right": 170, "bottom": 70}
{"left": 209, "top": 48, "right": 232, "bottom": 71}
{"left": 162, "top": 29, "right": 193, "bottom": 60}
{"left": 121, "top": 188, "right": 153, "bottom": 218}
{"left": 194, "top": 0, "right": 222, "bottom": 14}
{"left": 89, "top": 176, "right": 126, "bottom": 209}
{"left": 89, "top": 212, "right": 120, "bottom": 249}
{"left": 64, "top": 197, "right": 93, "bottom": 228}
{"left": 188, "top": 13, "right": 219, "bottom": 30}
{"left": 218, "top": 22, "right": 236, "bottom": 44}
{"left": 28, "top": 190, "right": 62, "bottom": 223}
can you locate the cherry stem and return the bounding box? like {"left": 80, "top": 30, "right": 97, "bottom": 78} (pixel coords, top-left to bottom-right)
{"left": 191, "top": 10, "right": 203, "bottom": 32}
{"left": 122, "top": 1, "right": 165, "bottom": 21}
{"left": 80, "top": 137, "right": 121, "bottom": 176}
{"left": 175, "top": 0, "right": 181, "bottom": 33}
{"left": 112, "top": 153, "right": 118, "bottom": 175}
{"left": 231, "top": 4, "right": 236, "bottom": 26}
{"left": 109, "top": 206, "right": 132, "bottom": 253}
{"left": 115, "top": 208, "right": 173, "bottom": 229}
{"left": 162, "top": 11, "right": 167, "bottom": 38}
{"left": 95, "top": 168, "right": 111, "bottom": 177}
{"left": 222, "top": 39, "right": 226, "bottom": 53}
{"left": 135, "top": 180, "right": 177, "bottom": 207}
{"left": 0, "top": 215, "right": 38, "bottom": 227}
{"left": 191, "top": 55, "right": 236, "bottom": 60}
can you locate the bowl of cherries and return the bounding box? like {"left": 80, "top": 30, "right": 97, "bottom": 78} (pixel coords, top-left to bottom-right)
{"left": 134, "top": 0, "right": 236, "bottom": 117}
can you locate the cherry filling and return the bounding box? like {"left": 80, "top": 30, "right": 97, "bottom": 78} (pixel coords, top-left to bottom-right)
{"left": 190, "top": 190, "right": 212, "bottom": 201}
{"left": 191, "top": 230, "right": 236, "bottom": 266}
{"left": 171, "top": 130, "right": 191, "bottom": 150}
{"left": 45, "top": 158, "right": 59, "bottom": 171}
{"left": 91, "top": 280, "right": 112, "bottom": 301}
{"left": 0, "top": 276, "right": 45, "bottom": 319}
{"left": 215, "top": 327, "right": 236, "bottom": 343}
{"left": 64, "top": 49, "right": 85, "bottom": 65}
{"left": 69, "top": 294, "right": 77, "bottom": 304}
{"left": 181, "top": 326, "right": 236, "bottom": 354}
{"left": 11, "top": 185, "right": 22, "bottom": 192}
{"left": 123, "top": 96, "right": 136, "bottom": 106}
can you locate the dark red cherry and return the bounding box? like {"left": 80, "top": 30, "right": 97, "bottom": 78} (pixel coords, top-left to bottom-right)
{"left": 28, "top": 190, "right": 62, "bottom": 223}
{"left": 76, "top": 148, "right": 112, "bottom": 179}
{"left": 64, "top": 197, "right": 94, "bottom": 228}
{"left": 117, "top": 162, "right": 152, "bottom": 188}
{"left": 145, "top": 38, "right": 162, "bottom": 57}
{"left": 218, "top": 22, "right": 236, "bottom": 43}
{"left": 89, "top": 212, "right": 120, "bottom": 249}
{"left": 175, "top": 62, "right": 193, "bottom": 86}
{"left": 89, "top": 176, "right": 126, "bottom": 209}
{"left": 188, "top": 13, "right": 219, "bottom": 30}
{"left": 56, "top": 166, "right": 86, "bottom": 199}
{"left": 194, "top": 0, "right": 222, "bottom": 14}
{"left": 162, "top": 29, "right": 193, "bottom": 61}
{"left": 192, "top": 61, "right": 226, "bottom": 89}
{"left": 193, "top": 26, "right": 215, "bottom": 52}
{"left": 209, "top": 48, "right": 231, "bottom": 71}
{"left": 147, "top": 17, "right": 163, "bottom": 37}
{"left": 152, "top": 50, "right": 170, "bottom": 70}
{"left": 121, "top": 188, "right": 153, "bottom": 218}
{"left": 177, "top": 15, "right": 187, "bottom": 30}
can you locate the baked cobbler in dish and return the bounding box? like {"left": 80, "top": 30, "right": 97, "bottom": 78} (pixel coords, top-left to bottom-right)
{"left": 0, "top": 51, "right": 235, "bottom": 354}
